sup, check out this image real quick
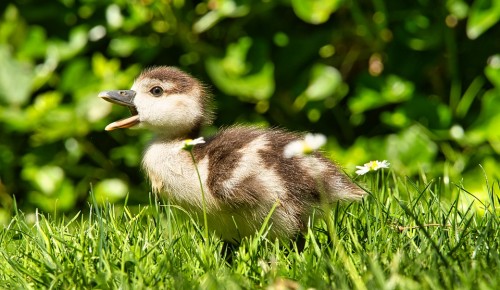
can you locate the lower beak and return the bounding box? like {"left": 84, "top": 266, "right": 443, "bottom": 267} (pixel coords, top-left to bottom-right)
{"left": 99, "top": 90, "right": 140, "bottom": 131}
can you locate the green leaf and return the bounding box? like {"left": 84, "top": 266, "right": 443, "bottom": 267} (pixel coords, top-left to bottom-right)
{"left": 466, "top": 89, "right": 500, "bottom": 150}
{"left": 447, "top": 0, "right": 469, "bottom": 19}
{"left": 17, "top": 26, "right": 48, "bottom": 59}
{"left": 291, "top": 0, "right": 341, "bottom": 24}
{"left": 22, "top": 165, "right": 64, "bottom": 195}
{"left": 94, "top": 178, "right": 128, "bottom": 204}
{"left": 205, "top": 37, "right": 274, "bottom": 102}
{"left": 0, "top": 46, "right": 34, "bottom": 106}
{"left": 466, "top": 0, "right": 500, "bottom": 39}
{"left": 301, "top": 64, "right": 344, "bottom": 101}
{"left": 381, "top": 97, "right": 452, "bottom": 129}
{"left": 349, "top": 75, "right": 414, "bottom": 114}
{"left": 193, "top": 0, "right": 250, "bottom": 33}
{"left": 48, "top": 27, "right": 88, "bottom": 62}
{"left": 26, "top": 180, "right": 76, "bottom": 212}
{"left": 109, "top": 36, "right": 140, "bottom": 57}
{"left": 382, "top": 75, "right": 415, "bottom": 102}
{"left": 385, "top": 125, "right": 438, "bottom": 176}
{"left": 485, "top": 54, "right": 500, "bottom": 88}
{"left": 92, "top": 53, "right": 121, "bottom": 80}
{"left": 456, "top": 76, "right": 484, "bottom": 118}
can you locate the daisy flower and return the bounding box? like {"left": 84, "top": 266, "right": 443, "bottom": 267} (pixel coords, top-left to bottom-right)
{"left": 283, "top": 133, "right": 327, "bottom": 158}
{"left": 355, "top": 160, "right": 390, "bottom": 175}
{"left": 181, "top": 137, "right": 206, "bottom": 151}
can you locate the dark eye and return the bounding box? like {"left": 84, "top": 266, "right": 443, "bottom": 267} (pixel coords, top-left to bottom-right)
{"left": 150, "top": 86, "right": 163, "bottom": 96}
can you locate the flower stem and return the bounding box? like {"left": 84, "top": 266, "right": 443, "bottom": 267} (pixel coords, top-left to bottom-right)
{"left": 188, "top": 150, "right": 209, "bottom": 241}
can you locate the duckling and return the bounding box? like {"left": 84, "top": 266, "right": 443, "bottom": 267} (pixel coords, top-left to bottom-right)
{"left": 99, "top": 66, "right": 365, "bottom": 242}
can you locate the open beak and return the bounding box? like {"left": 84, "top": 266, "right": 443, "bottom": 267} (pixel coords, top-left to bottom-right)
{"left": 99, "top": 90, "right": 140, "bottom": 131}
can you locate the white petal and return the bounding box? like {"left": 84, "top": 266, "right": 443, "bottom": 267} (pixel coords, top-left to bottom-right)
{"left": 190, "top": 137, "right": 206, "bottom": 145}
{"left": 374, "top": 160, "right": 390, "bottom": 170}
{"left": 283, "top": 141, "right": 304, "bottom": 158}
{"left": 304, "top": 133, "right": 326, "bottom": 150}
{"left": 355, "top": 167, "right": 370, "bottom": 175}
{"left": 381, "top": 160, "right": 390, "bottom": 168}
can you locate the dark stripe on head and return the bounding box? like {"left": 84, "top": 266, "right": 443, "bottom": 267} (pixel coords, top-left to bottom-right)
{"left": 138, "top": 66, "right": 196, "bottom": 95}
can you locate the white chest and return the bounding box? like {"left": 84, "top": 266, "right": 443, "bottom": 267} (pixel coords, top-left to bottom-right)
{"left": 142, "top": 141, "right": 211, "bottom": 209}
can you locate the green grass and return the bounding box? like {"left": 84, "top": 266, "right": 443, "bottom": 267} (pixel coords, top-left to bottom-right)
{"left": 1, "top": 171, "right": 499, "bottom": 289}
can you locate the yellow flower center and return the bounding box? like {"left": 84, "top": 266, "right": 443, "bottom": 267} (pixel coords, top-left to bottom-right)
{"left": 302, "top": 142, "right": 313, "bottom": 154}
{"left": 368, "top": 161, "right": 379, "bottom": 170}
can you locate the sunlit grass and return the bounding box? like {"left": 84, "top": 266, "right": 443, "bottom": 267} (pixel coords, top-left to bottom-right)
{"left": 0, "top": 172, "right": 499, "bottom": 289}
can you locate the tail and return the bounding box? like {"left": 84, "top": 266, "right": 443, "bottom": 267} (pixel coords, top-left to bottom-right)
{"left": 326, "top": 170, "right": 366, "bottom": 202}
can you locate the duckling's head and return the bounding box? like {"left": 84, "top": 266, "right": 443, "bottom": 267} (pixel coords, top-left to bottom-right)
{"left": 99, "top": 66, "right": 213, "bottom": 139}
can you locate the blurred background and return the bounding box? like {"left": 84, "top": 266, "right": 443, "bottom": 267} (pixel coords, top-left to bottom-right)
{"left": 0, "top": 0, "right": 499, "bottom": 222}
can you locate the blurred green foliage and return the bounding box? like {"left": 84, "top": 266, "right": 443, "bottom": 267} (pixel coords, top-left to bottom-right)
{"left": 0, "top": 0, "right": 499, "bottom": 218}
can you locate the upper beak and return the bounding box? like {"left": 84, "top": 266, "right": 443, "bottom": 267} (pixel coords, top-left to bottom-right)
{"left": 99, "top": 90, "right": 140, "bottom": 131}
{"left": 99, "top": 90, "right": 136, "bottom": 107}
